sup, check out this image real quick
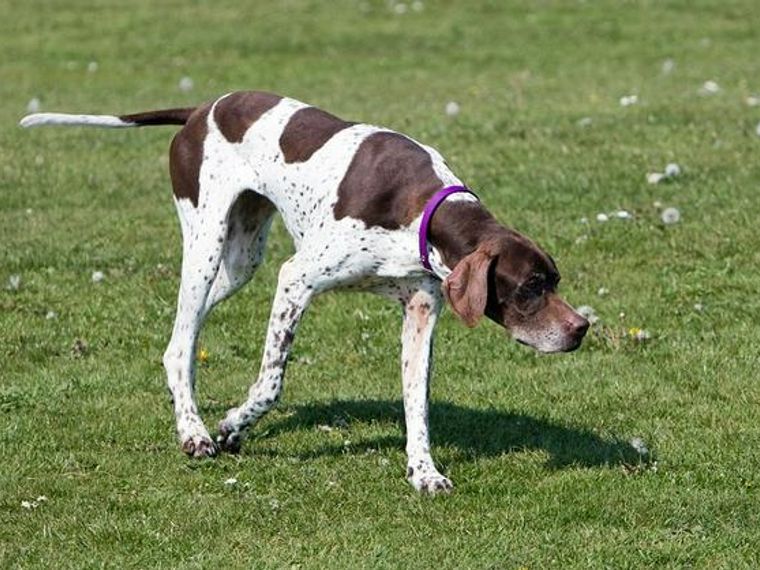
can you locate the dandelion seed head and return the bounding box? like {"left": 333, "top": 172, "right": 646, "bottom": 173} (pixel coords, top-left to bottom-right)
{"left": 700, "top": 80, "right": 720, "bottom": 95}
{"left": 178, "top": 76, "right": 194, "bottom": 92}
{"left": 661, "top": 58, "right": 675, "bottom": 74}
{"left": 445, "top": 101, "right": 460, "bottom": 117}
{"left": 630, "top": 437, "right": 649, "bottom": 455}
{"left": 661, "top": 207, "right": 681, "bottom": 225}
{"left": 27, "top": 97, "right": 41, "bottom": 113}
{"left": 664, "top": 163, "right": 681, "bottom": 178}
{"left": 619, "top": 94, "right": 638, "bottom": 107}
{"left": 576, "top": 305, "right": 599, "bottom": 325}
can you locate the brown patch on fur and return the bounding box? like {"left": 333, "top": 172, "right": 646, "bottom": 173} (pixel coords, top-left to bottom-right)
{"left": 169, "top": 104, "right": 212, "bottom": 207}
{"left": 213, "top": 91, "right": 282, "bottom": 143}
{"left": 120, "top": 108, "right": 195, "bottom": 126}
{"left": 333, "top": 132, "right": 443, "bottom": 229}
{"left": 280, "top": 107, "right": 354, "bottom": 163}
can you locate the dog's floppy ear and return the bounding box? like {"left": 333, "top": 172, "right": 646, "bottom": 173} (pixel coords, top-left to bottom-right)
{"left": 442, "top": 247, "right": 495, "bottom": 327}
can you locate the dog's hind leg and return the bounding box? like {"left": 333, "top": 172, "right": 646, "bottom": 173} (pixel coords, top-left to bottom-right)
{"left": 204, "top": 191, "right": 276, "bottom": 312}
{"left": 162, "top": 195, "right": 234, "bottom": 457}
{"left": 216, "top": 250, "right": 324, "bottom": 453}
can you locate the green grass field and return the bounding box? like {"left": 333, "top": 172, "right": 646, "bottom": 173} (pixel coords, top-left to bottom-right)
{"left": 2, "top": 0, "right": 760, "bottom": 567}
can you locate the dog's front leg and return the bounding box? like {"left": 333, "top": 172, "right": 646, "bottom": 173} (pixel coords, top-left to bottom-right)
{"left": 217, "top": 255, "right": 315, "bottom": 452}
{"left": 400, "top": 283, "right": 452, "bottom": 494}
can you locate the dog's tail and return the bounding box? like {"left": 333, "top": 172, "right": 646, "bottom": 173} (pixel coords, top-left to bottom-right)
{"left": 19, "top": 107, "right": 196, "bottom": 129}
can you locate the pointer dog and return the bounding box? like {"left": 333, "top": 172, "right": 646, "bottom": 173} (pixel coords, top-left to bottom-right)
{"left": 21, "top": 91, "right": 588, "bottom": 493}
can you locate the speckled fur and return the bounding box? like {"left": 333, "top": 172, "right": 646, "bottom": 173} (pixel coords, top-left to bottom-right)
{"left": 160, "top": 93, "right": 472, "bottom": 492}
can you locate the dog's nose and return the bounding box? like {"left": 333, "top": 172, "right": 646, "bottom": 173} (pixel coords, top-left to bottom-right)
{"left": 566, "top": 314, "right": 590, "bottom": 340}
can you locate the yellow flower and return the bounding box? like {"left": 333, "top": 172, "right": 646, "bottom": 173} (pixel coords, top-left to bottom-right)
{"left": 197, "top": 348, "right": 209, "bottom": 363}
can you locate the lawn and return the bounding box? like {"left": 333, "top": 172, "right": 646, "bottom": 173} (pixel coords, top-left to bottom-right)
{"left": 2, "top": 0, "right": 760, "bottom": 567}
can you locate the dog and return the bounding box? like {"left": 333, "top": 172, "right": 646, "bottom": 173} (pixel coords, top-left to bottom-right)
{"left": 21, "top": 91, "right": 589, "bottom": 493}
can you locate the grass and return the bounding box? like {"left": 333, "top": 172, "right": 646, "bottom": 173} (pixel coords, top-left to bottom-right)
{"left": 2, "top": 0, "right": 760, "bottom": 567}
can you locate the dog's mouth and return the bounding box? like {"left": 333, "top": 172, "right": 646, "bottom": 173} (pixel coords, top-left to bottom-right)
{"left": 512, "top": 333, "right": 585, "bottom": 354}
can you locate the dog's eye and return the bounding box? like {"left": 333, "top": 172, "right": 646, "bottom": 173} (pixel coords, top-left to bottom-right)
{"left": 520, "top": 276, "right": 546, "bottom": 297}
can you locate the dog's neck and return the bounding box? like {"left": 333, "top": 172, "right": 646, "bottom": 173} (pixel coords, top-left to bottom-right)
{"left": 428, "top": 200, "right": 508, "bottom": 270}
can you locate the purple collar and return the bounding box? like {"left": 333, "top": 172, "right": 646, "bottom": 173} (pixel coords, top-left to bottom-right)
{"left": 419, "top": 185, "right": 478, "bottom": 272}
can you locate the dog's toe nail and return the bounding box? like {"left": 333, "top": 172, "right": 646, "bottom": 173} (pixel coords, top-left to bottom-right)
{"left": 181, "top": 439, "right": 196, "bottom": 456}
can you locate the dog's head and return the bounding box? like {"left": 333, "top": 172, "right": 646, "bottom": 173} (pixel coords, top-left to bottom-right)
{"left": 441, "top": 233, "right": 588, "bottom": 353}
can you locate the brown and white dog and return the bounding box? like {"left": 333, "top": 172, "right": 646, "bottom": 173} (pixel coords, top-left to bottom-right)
{"left": 21, "top": 91, "right": 588, "bottom": 494}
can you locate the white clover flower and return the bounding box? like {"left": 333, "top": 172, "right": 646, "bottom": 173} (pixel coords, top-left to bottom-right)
{"left": 7, "top": 274, "right": 21, "bottom": 291}
{"left": 664, "top": 163, "right": 681, "bottom": 177}
{"left": 699, "top": 80, "right": 720, "bottom": 95}
{"left": 27, "top": 97, "right": 41, "bottom": 113}
{"left": 445, "top": 101, "right": 460, "bottom": 117}
{"left": 411, "top": 1, "right": 424, "bottom": 11}
{"left": 756, "top": 121, "right": 760, "bottom": 137}
{"left": 576, "top": 305, "right": 599, "bottom": 325}
{"left": 653, "top": 200, "right": 662, "bottom": 209}
{"left": 91, "top": 270, "right": 105, "bottom": 283}
{"left": 45, "top": 311, "right": 58, "bottom": 320}
{"left": 661, "top": 207, "right": 681, "bottom": 224}
{"left": 36, "top": 495, "right": 48, "bottom": 502}
{"left": 619, "top": 94, "right": 638, "bottom": 107}
{"left": 596, "top": 213, "right": 609, "bottom": 223}
{"left": 579, "top": 217, "right": 589, "bottom": 224}
{"left": 597, "top": 287, "right": 609, "bottom": 297}
{"left": 178, "top": 76, "right": 194, "bottom": 92}
{"left": 87, "top": 61, "right": 98, "bottom": 73}
{"left": 661, "top": 58, "right": 675, "bottom": 74}
{"left": 224, "top": 478, "right": 238, "bottom": 486}
{"left": 317, "top": 424, "right": 333, "bottom": 432}
{"left": 616, "top": 210, "right": 632, "bottom": 220}
{"left": 577, "top": 116, "right": 592, "bottom": 127}
{"left": 21, "top": 501, "right": 34, "bottom": 509}
{"left": 647, "top": 172, "right": 665, "bottom": 185}
{"left": 694, "top": 302, "right": 704, "bottom": 312}
{"left": 393, "top": 2, "right": 408, "bottom": 14}
{"left": 746, "top": 95, "right": 760, "bottom": 107}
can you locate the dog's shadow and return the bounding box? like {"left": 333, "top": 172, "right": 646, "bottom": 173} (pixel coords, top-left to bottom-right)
{"left": 244, "top": 399, "right": 643, "bottom": 469}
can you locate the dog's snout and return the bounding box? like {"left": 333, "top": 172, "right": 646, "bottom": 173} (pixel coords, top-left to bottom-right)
{"left": 572, "top": 315, "right": 590, "bottom": 338}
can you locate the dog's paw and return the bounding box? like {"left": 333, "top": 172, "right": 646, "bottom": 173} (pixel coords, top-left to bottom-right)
{"left": 181, "top": 434, "right": 218, "bottom": 458}
{"left": 216, "top": 421, "right": 243, "bottom": 454}
{"left": 407, "top": 467, "right": 453, "bottom": 495}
